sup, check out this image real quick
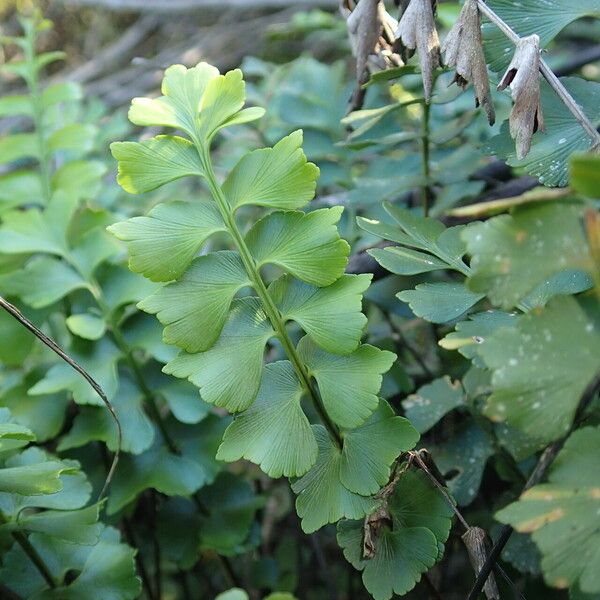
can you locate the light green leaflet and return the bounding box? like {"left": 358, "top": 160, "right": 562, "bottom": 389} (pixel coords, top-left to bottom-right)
{"left": 163, "top": 298, "right": 274, "bottom": 413}
{"left": 217, "top": 361, "right": 317, "bottom": 478}
{"left": 108, "top": 200, "right": 227, "bottom": 282}
{"left": 245, "top": 207, "right": 350, "bottom": 287}
{"left": 270, "top": 274, "right": 370, "bottom": 355}
{"left": 139, "top": 251, "right": 250, "bottom": 353}
{"left": 223, "top": 130, "right": 319, "bottom": 210}
{"left": 297, "top": 337, "right": 396, "bottom": 428}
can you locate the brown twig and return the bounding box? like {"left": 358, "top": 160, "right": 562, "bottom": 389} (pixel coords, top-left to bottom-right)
{"left": 0, "top": 296, "right": 121, "bottom": 501}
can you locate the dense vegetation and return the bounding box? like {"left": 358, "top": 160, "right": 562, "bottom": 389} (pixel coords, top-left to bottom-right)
{"left": 0, "top": 2, "right": 599, "bottom": 599}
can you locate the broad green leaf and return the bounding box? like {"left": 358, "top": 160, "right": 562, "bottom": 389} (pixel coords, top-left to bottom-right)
{"left": 0, "top": 94, "right": 31, "bottom": 117}
{"left": 0, "top": 193, "right": 77, "bottom": 256}
{"left": 571, "top": 153, "right": 600, "bottom": 198}
{"left": 47, "top": 123, "right": 96, "bottom": 154}
{"left": 71, "top": 227, "right": 121, "bottom": 280}
{"left": 292, "top": 426, "right": 378, "bottom": 533}
{"left": 223, "top": 131, "right": 319, "bottom": 210}
{"left": 484, "top": 1, "right": 600, "bottom": 73}
{"left": 340, "top": 400, "right": 419, "bottom": 495}
{"left": 0, "top": 526, "right": 139, "bottom": 600}
{"left": 0, "top": 460, "right": 77, "bottom": 496}
{"left": 368, "top": 246, "right": 448, "bottom": 275}
{"left": 362, "top": 205, "right": 469, "bottom": 274}
{"left": 0, "top": 305, "right": 37, "bottom": 366}
{"left": 0, "top": 379, "right": 68, "bottom": 443}
{"left": 432, "top": 422, "right": 493, "bottom": 506}
{"left": 271, "top": 274, "right": 370, "bottom": 355}
{"left": 439, "top": 310, "right": 518, "bottom": 367}
{"left": 0, "top": 449, "right": 91, "bottom": 512}
{"left": 337, "top": 523, "right": 438, "bottom": 600}
{"left": 111, "top": 135, "right": 203, "bottom": 194}
{"left": 337, "top": 470, "right": 453, "bottom": 600}
{"left": 100, "top": 265, "right": 158, "bottom": 313}
{"left": 129, "top": 62, "right": 220, "bottom": 134}
{"left": 107, "top": 200, "right": 227, "bottom": 282}
{"left": 216, "top": 589, "right": 249, "bottom": 600}
{"left": 164, "top": 298, "right": 274, "bottom": 412}
{"left": 0, "top": 409, "right": 35, "bottom": 453}
{"left": 52, "top": 160, "right": 106, "bottom": 198}
{"left": 480, "top": 296, "right": 600, "bottom": 444}
{"left": 107, "top": 437, "right": 209, "bottom": 514}
{"left": 3, "top": 504, "right": 101, "bottom": 545}
{"left": 463, "top": 203, "right": 590, "bottom": 308}
{"left": 42, "top": 81, "right": 82, "bottom": 108}
{"left": 34, "top": 528, "right": 140, "bottom": 600}
{"left": 58, "top": 377, "right": 154, "bottom": 455}
{"left": 488, "top": 79, "right": 600, "bottom": 187}
{"left": 217, "top": 361, "right": 317, "bottom": 477}
{"left": 0, "top": 133, "right": 37, "bottom": 164}
{"left": 390, "top": 469, "right": 454, "bottom": 556}
{"left": 1, "top": 257, "right": 89, "bottom": 308}
{"left": 139, "top": 251, "right": 250, "bottom": 353}
{"left": 297, "top": 337, "right": 395, "bottom": 429}
{"left": 245, "top": 207, "right": 349, "bottom": 286}
{"left": 29, "top": 338, "right": 120, "bottom": 406}
{"left": 0, "top": 170, "right": 42, "bottom": 211}
{"left": 197, "top": 472, "right": 264, "bottom": 555}
{"left": 66, "top": 313, "right": 106, "bottom": 340}
{"left": 520, "top": 270, "right": 593, "bottom": 310}
{"left": 197, "top": 68, "right": 247, "bottom": 139}
{"left": 398, "top": 282, "right": 484, "bottom": 323}
{"left": 402, "top": 376, "right": 465, "bottom": 434}
{"left": 159, "top": 379, "right": 211, "bottom": 425}
{"left": 496, "top": 426, "right": 600, "bottom": 593}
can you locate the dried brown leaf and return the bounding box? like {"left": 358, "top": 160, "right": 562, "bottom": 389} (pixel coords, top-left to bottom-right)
{"left": 462, "top": 527, "right": 500, "bottom": 600}
{"left": 442, "top": 0, "right": 495, "bottom": 125}
{"left": 346, "top": 0, "right": 382, "bottom": 83}
{"left": 395, "top": 0, "right": 441, "bottom": 103}
{"left": 498, "top": 34, "right": 544, "bottom": 160}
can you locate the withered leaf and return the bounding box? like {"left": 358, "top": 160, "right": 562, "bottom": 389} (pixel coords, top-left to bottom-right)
{"left": 343, "top": 0, "right": 402, "bottom": 111}
{"left": 442, "top": 0, "right": 495, "bottom": 125}
{"left": 498, "top": 34, "right": 544, "bottom": 160}
{"left": 395, "top": 0, "right": 441, "bottom": 103}
{"left": 346, "top": 0, "right": 382, "bottom": 84}
{"left": 462, "top": 527, "right": 500, "bottom": 600}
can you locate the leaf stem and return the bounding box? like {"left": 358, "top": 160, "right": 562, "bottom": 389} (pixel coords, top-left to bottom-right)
{"left": 197, "top": 143, "right": 343, "bottom": 449}
{"left": 420, "top": 101, "right": 432, "bottom": 217}
{"left": 477, "top": 0, "right": 600, "bottom": 147}
{"left": 0, "top": 512, "right": 57, "bottom": 589}
{"left": 24, "top": 23, "right": 52, "bottom": 205}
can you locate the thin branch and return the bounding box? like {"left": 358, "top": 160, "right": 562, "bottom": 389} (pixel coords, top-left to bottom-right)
{"left": 58, "top": 0, "right": 337, "bottom": 10}
{"left": 0, "top": 296, "right": 121, "bottom": 501}
{"left": 477, "top": 0, "right": 600, "bottom": 147}
{"left": 466, "top": 369, "right": 600, "bottom": 600}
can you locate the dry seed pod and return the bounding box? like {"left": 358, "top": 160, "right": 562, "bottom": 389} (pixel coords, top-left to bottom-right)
{"left": 442, "top": 0, "right": 495, "bottom": 125}
{"left": 498, "top": 34, "right": 544, "bottom": 160}
{"left": 395, "top": 0, "right": 441, "bottom": 103}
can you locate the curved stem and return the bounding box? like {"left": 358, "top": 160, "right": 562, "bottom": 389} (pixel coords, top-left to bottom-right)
{"left": 197, "top": 143, "right": 342, "bottom": 448}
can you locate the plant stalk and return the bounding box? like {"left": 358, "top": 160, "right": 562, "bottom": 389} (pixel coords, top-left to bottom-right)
{"left": 420, "top": 101, "right": 432, "bottom": 217}
{"left": 197, "top": 142, "right": 343, "bottom": 449}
